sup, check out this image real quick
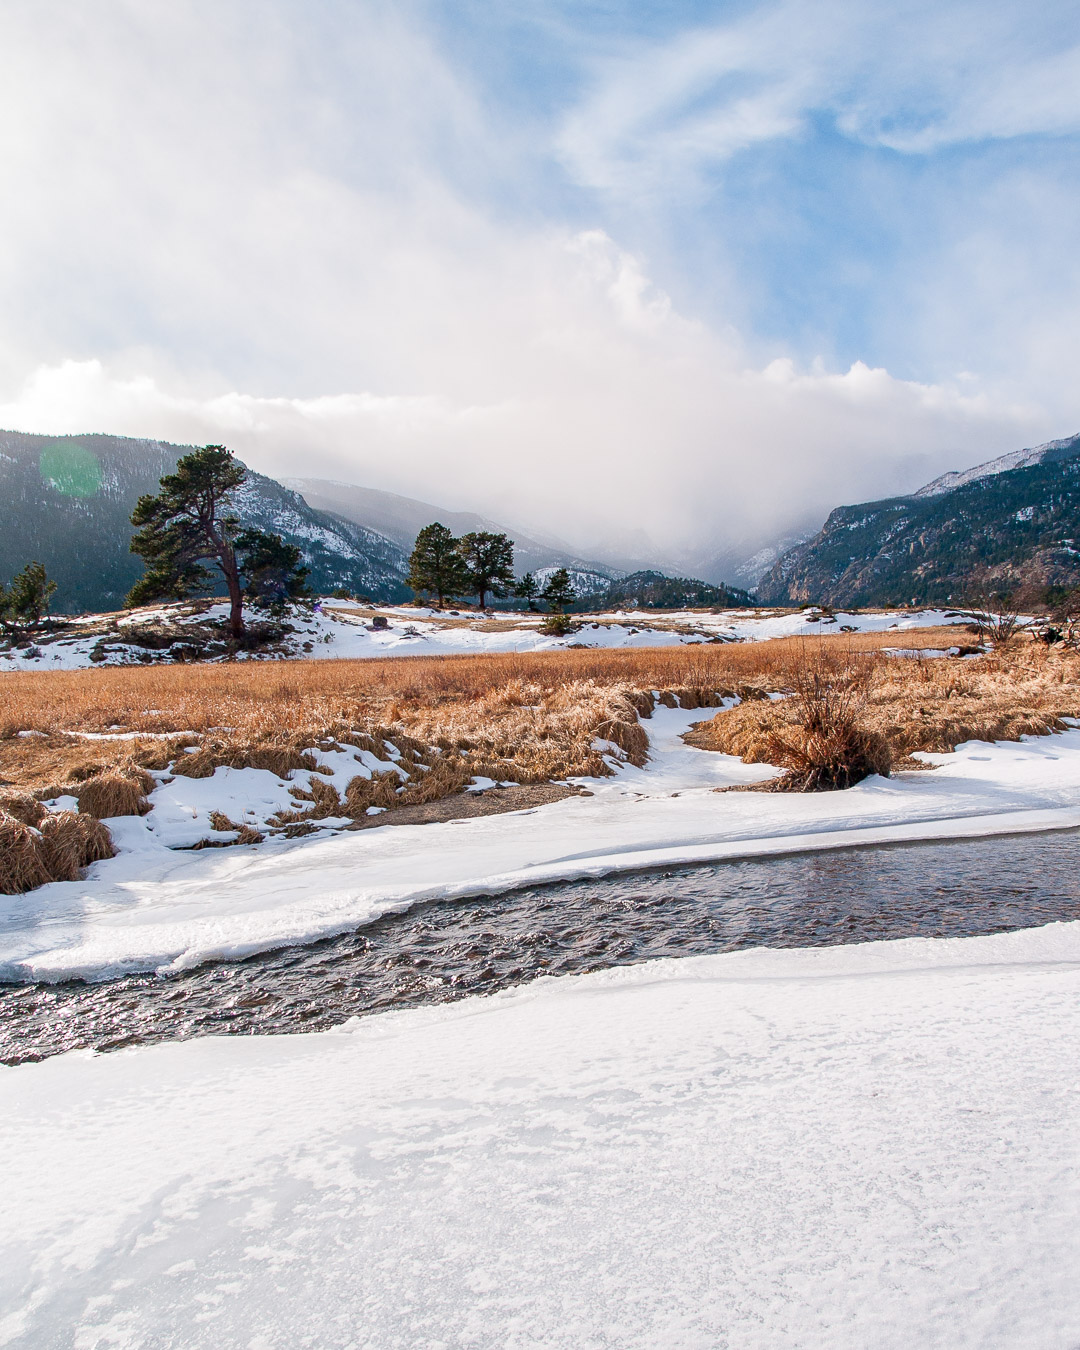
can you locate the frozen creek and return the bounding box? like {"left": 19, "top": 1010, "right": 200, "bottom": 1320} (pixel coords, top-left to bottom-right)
{"left": 4, "top": 829, "right": 1080, "bottom": 1064}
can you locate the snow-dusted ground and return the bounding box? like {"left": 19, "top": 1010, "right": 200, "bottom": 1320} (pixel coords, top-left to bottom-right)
{"left": 0, "top": 601, "right": 964, "bottom": 670}
{"left": 6, "top": 705, "right": 1080, "bottom": 983}
{"left": 4, "top": 920, "right": 1079, "bottom": 1349}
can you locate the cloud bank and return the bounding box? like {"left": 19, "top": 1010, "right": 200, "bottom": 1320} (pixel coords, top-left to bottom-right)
{"left": 0, "top": 0, "right": 1076, "bottom": 565}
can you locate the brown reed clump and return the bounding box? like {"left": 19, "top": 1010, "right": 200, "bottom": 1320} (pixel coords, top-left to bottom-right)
{"left": 396, "top": 756, "right": 473, "bottom": 805}
{"left": 0, "top": 791, "right": 47, "bottom": 828}
{"left": 342, "top": 770, "right": 407, "bottom": 818}
{"left": 37, "top": 811, "right": 116, "bottom": 880}
{"left": 206, "top": 812, "right": 264, "bottom": 845}
{"left": 759, "top": 663, "right": 892, "bottom": 791}
{"left": 76, "top": 766, "right": 153, "bottom": 819}
{"left": 0, "top": 811, "right": 55, "bottom": 893}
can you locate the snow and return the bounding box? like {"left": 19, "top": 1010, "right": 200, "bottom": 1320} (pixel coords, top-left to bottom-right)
{"left": 0, "top": 601, "right": 964, "bottom": 670}
{"left": 912, "top": 432, "right": 1080, "bottom": 498}
{"left": 6, "top": 704, "right": 1080, "bottom": 984}
{"left": 3, "top": 920, "right": 1080, "bottom": 1348}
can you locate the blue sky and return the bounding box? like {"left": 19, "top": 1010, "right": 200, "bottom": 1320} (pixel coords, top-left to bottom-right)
{"left": 0, "top": 0, "right": 1078, "bottom": 559}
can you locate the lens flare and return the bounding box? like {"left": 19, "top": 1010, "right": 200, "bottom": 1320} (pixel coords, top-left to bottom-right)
{"left": 38, "top": 442, "right": 103, "bottom": 498}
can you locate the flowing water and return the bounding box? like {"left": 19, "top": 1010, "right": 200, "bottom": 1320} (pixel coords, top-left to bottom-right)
{"left": 3, "top": 830, "right": 1079, "bottom": 1064}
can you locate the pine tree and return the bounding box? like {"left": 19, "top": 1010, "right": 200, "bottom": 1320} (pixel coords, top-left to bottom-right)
{"left": 407, "top": 523, "right": 470, "bottom": 608}
{"left": 458, "top": 531, "right": 515, "bottom": 609}
{"left": 541, "top": 567, "right": 575, "bottom": 614}
{"left": 515, "top": 572, "right": 540, "bottom": 611}
{"left": 235, "top": 529, "right": 311, "bottom": 614}
{"left": 127, "top": 445, "right": 304, "bottom": 641}
{"left": 0, "top": 561, "right": 57, "bottom": 634}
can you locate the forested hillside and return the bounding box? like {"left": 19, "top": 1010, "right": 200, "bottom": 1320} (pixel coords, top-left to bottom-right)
{"left": 758, "top": 434, "right": 1080, "bottom": 606}
{"left": 0, "top": 432, "right": 410, "bottom": 613}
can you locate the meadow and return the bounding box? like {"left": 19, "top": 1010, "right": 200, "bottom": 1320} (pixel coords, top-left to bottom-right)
{"left": 3, "top": 626, "right": 1079, "bottom": 892}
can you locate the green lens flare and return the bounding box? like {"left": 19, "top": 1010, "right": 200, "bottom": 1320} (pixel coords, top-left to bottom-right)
{"left": 38, "top": 442, "right": 104, "bottom": 498}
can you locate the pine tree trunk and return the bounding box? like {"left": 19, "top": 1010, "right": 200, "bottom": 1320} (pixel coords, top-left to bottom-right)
{"left": 222, "top": 548, "right": 245, "bottom": 642}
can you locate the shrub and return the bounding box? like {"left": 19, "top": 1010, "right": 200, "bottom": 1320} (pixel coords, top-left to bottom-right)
{"left": 76, "top": 767, "right": 153, "bottom": 819}
{"left": 0, "top": 812, "right": 54, "bottom": 893}
{"left": 0, "top": 791, "right": 46, "bottom": 827}
{"left": 744, "top": 658, "right": 891, "bottom": 792}
{"left": 38, "top": 811, "right": 115, "bottom": 880}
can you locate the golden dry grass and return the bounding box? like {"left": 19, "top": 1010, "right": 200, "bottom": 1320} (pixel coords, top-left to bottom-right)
{"left": 0, "top": 630, "right": 1059, "bottom": 809}
{"left": 0, "top": 808, "right": 115, "bottom": 894}
{"left": 688, "top": 644, "right": 1080, "bottom": 775}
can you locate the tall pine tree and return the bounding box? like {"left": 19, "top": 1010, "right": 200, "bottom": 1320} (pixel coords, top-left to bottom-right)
{"left": 407, "top": 523, "right": 469, "bottom": 608}
{"left": 458, "top": 531, "right": 515, "bottom": 609}
{"left": 541, "top": 567, "right": 575, "bottom": 614}
{"left": 514, "top": 572, "right": 540, "bottom": 611}
{"left": 128, "top": 446, "right": 305, "bottom": 641}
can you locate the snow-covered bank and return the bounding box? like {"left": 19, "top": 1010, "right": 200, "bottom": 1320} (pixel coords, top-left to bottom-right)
{"left": 4, "top": 921, "right": 1080, "bottom": 1349}
{"left": 0, "top": 601, "right": 963, "bottom": 670}
{"left": 5, "top": 707, "right": 1080, "bottom": 983}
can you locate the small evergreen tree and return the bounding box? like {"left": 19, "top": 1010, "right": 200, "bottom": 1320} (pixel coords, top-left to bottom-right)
{"left": 235, "top": 529, "right": 311, "bottom": 614}
{"left": 458, "top": 531, "right": 515, "bottom": 609}
{"left": 127, "top": 445, "right": 305, "bottom": 641}
{"left": 0, "top": 561, "right": 57, "bottom": 634}
{"left": 541, "top": 567, "right": 575, "bottom": 614}
{"left": 407, "top": 522, "right": 470, "bottom": 608}
{"left": 515, "top": 572, "right": 540, "bottom": 611}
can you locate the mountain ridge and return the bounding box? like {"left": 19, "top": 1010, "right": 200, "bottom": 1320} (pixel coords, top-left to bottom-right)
{"left": 758, "top": 432, "right": 1080, "bottom": 606}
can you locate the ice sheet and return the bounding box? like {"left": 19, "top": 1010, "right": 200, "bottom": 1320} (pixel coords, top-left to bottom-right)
{"left": 3, "top": 921, "right": 1080, "bottom": 1348}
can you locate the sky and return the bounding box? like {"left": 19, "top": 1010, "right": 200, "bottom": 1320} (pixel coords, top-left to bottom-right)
{"left": 1, "top": 0, "right": 1079, "bottom": 567}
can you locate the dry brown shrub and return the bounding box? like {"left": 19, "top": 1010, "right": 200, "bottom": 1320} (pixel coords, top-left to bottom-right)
{"left": 37, "top": 811, "right": 115, "bottom": 880}
{"left": 343, "top": 771, "right": 406, "bottom": 817}
{"left": 0, "top": 791, "right": 46, "bottom": 827}
{"left": 759, "top": 665, "right": 892, "bottom": 792}
{"left": 0, "top": 811, "right": 53, "bottom": 893}
{"left": 396, "top": 756, "right": 471, "bottom": 805}
{"left": 690, "top": 643, "right": 1080, "bottom": 787}
{"left": 206, "top": 812, "right": 264, "bottom": 845}
{"left": 76, "top": 770, "right": 151, "bottom": 819}
{"left": 592, "top": 717, "right": 650, "bottom": 764}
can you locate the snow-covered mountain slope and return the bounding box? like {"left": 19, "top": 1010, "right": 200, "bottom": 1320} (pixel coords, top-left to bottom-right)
{"left": 288, "top": 477, "right": 627, "bottom": 580}
{"left": 913, "top": 433, "right": 1080, "bottom": 498}
{"left": 0, "top": 431, "right": 411, "bottom": 611}
{"left": 759, "top": 432, "right": 1080, "bottom": 606}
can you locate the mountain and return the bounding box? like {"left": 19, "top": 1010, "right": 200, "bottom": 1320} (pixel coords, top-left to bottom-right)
{"left": 0, "top": 431, "right": 410, "bottom": 614}
{"left": 591, "top": 570, "right": 754, "bottom": 610}
{"left": 758, "top": 433, "right": 1080, "bottom": 607}
{"left": 286, "top": 477, "right": 626, "bottom": 580}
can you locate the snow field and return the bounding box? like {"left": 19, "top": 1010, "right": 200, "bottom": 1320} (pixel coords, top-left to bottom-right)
{"left": 3, "top": 921, "right": 1079, "bottom": 1348}
{"left": 7, "top": 706, "right": 1080, "bottom": 983}
{"left": 0, "top": 601, "right": 963, "bottom": 670}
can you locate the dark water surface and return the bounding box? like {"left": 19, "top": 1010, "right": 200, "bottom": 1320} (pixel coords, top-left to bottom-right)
{"left": 3, "top": 831, "right": 1079, "bottom": 1065}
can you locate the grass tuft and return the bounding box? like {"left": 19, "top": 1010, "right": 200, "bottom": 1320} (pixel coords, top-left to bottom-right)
{"left": 76, "top": 766, "right": 153, "bottom": 819}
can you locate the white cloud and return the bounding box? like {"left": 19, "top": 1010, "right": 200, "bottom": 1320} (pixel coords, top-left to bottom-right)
{"left": 0, "top": 1, "right": 1075, "bottom": 571}
{"left": 558, "top": 0, "right": 1080, "bottom": 191}
{"left": 0, "top": 229, "right": 1043, "bottom": 561}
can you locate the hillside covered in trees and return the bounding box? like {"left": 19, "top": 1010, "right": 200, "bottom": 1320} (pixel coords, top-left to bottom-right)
{"left": 0, "top": 431, "right": 411, "bottom": 613}
{"left": 758, "top": 434, "right": 1080, "bottom": 606}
